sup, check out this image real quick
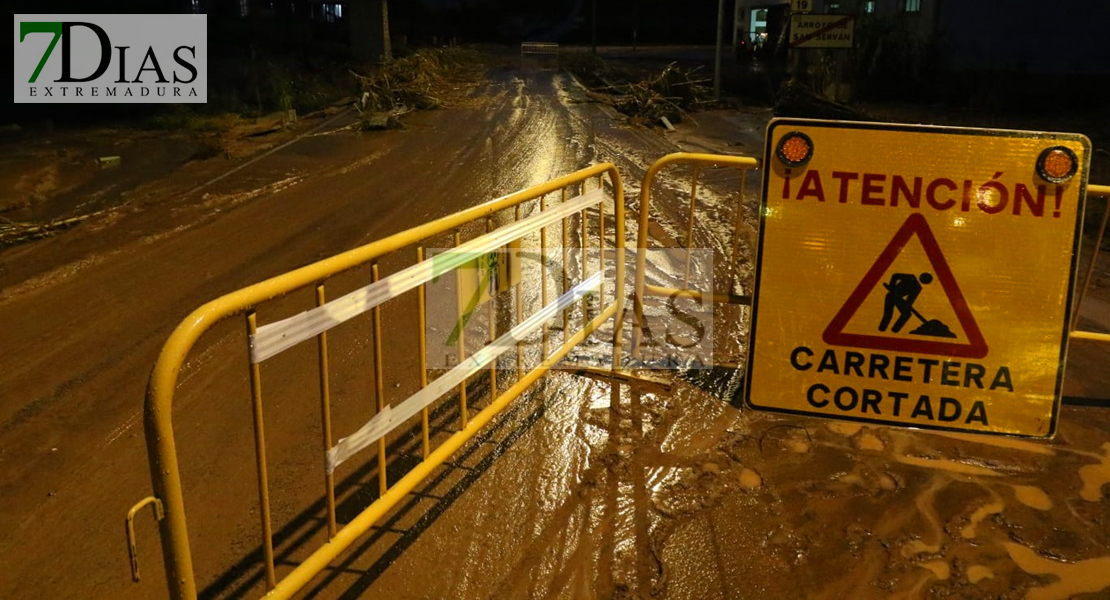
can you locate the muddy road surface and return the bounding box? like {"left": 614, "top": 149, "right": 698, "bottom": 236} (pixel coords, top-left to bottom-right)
{"left": 2, "top": 61, "right": 1110, "bottom": 600}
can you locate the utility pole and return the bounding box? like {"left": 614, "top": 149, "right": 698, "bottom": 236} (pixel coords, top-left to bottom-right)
{"left": 714, "top": 0, "right": 725, "bottom": 100}
{"left": 348, "top": 0, "right": 391, "bottom": 61}
{"left": 591, "top": 0, "right": 597, "bottom": 54}
{"left": 381, "top": 0, "right": 392, "bottom": 61}
{"left": 732, "top": 0, "right": 741, "bottom": 51}
{"left": 632, "top": 0, "right": 639, "bottom": 51}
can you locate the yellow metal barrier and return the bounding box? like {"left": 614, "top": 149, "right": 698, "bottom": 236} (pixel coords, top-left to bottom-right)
{"left": 630, "top": 152, "right": 760, "bottom": 360}
{"left": 132, "top": 163, "right": 626, "bottom": 599}
{"left": 1071, "top": 183, "right": 1110, "bottom": 345}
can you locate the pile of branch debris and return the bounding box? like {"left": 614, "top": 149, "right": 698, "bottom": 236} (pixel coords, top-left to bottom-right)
{"left": 567, "top": 55, "right": 714, "bottom": 127}
{"left": 614, "top": 62, "right": 713, "bottom": 127}
{"left": 349, "top": 48, "right": 486, "bottom": 130}
{"left": 0, "top": 213, "right": 99, "bottom": 247}
{"left": 772, "top": 81, "right": 870, "bottom": 121}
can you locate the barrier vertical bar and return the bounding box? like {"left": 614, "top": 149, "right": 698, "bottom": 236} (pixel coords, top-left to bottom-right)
{"left": 683, "top": 166, "right": 701, "bottom": 287}
{"left": 562, "top": 188, "right": 570, "bottom": 346}
{"left": 598, "top": 178, "right": 606, "bottom": 303}
{"left": 610, "top": 170, "right": 626, "bottom": 430}
{"left": 454, "top": 231, "right": 470, "bottom": 429}
{"left": 486, "top": 217, "right": 498, "bottom": 398}
{"left": 514, "top": 205, "right": 525, "bottom": 379}
{"left": 630, "top": 159, "right": 654, "bottom": 360}
{"left": 144, "top": 400, "right": 196, "bottom": 600}
{"left": 371, "top": 263, "right": 387, "bottom": 496}
{"left": 729, "top": 169, "right": 748, "bottom": 293}
{"left": 581, "top": 200, "right": 589, "bottom": 328}
{"left": 245, "top": 312, "right": 277, "bottom": 590}
{"left": 540, "top": 193, "right": 550, "bottom": 360}
{"left": 315, "top": 286, "right": 338, "bottom": 538}
{"left": 416, "top": 246, "right": 431, "bottom": 459}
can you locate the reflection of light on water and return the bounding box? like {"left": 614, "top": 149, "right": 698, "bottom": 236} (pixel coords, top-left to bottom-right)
{"left": 648, "top": 465, "right": 673, "bottom": 495}
{"left": 923, "top": 429, "right": 1057, "bottom": 456}
{"left": 896, "top": 454, "right": 1000, "bottom": 477}
{"left": 521, "top": 109, "right": 561, "bottom": 188}
{"left": 587, "top": 385, "right": 610, "bottom": 410}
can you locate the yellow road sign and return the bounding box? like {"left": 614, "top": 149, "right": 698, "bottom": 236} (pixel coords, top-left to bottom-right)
{"left": 745, "top": 119, "right": 1091, "bottom": 437}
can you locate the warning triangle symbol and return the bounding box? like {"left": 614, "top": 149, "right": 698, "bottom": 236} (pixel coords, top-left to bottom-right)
{"left": 822, "top": 213, "right": 989, "bottom": 359}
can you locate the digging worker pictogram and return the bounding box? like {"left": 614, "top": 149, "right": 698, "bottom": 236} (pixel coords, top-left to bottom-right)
{"left": 880, "top": 272, "right": 933, "bottom": 333}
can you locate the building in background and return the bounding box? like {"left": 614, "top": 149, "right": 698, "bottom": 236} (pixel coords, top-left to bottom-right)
{"left": 733, "top": 0, "right": 1110, "bottom": 105}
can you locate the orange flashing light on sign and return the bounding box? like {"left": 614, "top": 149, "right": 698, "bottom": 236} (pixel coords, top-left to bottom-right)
{"left": 776, "top": 131, "right": 813, "bottom": 167}
{"left": 1037, "top": 146, "right": 1078, "bottom": 184}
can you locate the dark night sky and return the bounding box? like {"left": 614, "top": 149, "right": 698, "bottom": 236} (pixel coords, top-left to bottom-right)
{"left": 3, "top": 0, "right": 724, "bottom": 121}
{"left": 6, "top": 1, "right": 1110, "bottom": 123}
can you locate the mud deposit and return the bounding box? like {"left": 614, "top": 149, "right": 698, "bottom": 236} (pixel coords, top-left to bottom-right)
{"left": 308, "top": 374, "right": 1110, "bottom": 600}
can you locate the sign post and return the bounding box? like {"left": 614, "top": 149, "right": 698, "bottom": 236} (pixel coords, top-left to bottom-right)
{"left": 745, "top": 119, "right": 1091, "bottom": 437}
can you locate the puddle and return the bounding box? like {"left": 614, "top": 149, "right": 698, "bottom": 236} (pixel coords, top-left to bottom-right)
{"left": 960, "top": 500, "right": 1004, "bottom": 539}
{"left": 737, "top": 468, "right": 762, "bottom": 489}
{"left": 1078, "top": 442, "right": 1110, "bottom": 502}
{"left": 1003, "top": 542, "right": 1110, "bottom": 600}
{"left": 966, "top": 565, "right": 994, "bottom": 584}
{"left": 917, "top": 559, "right": 950, "bottom": 580}
{"left": 902, "top": 539, "right": 941, "bottom": 558}
{"left": 1011, "top": 484, "right": 1053, "bottom": 511}
{"left": 856, "top": 432, "right": 884, "bottom": 451}
{"left": 826, "top": 422, "right": 863, "bottom": 436}
{"left": 781, "top": 438, "right": 810, "bottom": 453}
{"left": 895, "top": 454, "right": 1001, "bottom": 477}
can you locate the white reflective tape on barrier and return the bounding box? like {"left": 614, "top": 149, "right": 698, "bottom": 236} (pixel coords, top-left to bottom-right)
{"left": 325, "top": 272, "right": 602, "bottom": 474}
{"left": 250, "top": 188, "right": 605, "bottom": 363}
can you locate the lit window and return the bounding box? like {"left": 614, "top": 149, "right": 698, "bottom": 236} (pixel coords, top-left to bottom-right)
{"left": 864, "top": 1, "right": 876, "bottom": 13}
{"left": 239, "top": 0, "right": 249, "bottom": 17}
{"left": 334, "top": 4, "right": 343, "bottom": 18}
{"left": 903, "top": 0, "right": 922, "bottom": 12}
{"left": 191, "top": 0, "right": 200, "bottom": 13}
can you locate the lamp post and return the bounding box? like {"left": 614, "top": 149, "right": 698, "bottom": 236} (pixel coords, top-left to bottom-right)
{"left": 591, "top": 0, "right": 597, "bottom": 54}
{"left": 714, "top": 0, "right": 725, "bottom": 100}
